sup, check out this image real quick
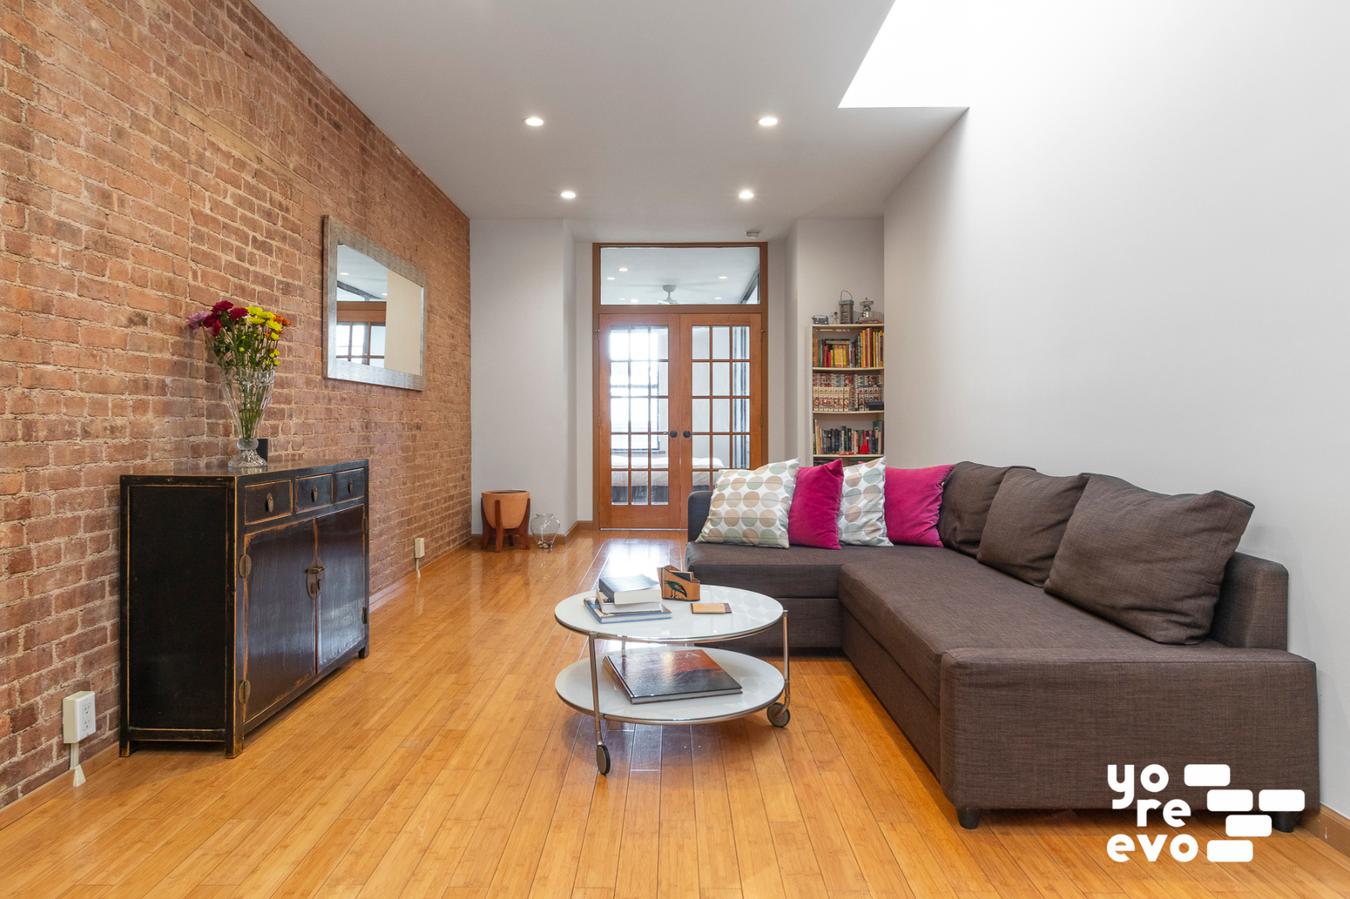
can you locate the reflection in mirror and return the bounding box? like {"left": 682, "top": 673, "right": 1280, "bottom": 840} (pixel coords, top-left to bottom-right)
{"left": 599, "top": 245, "right": 760, "bottom": 306}
{"left": 324, "top": 217, "right": 426, "bottom": 390}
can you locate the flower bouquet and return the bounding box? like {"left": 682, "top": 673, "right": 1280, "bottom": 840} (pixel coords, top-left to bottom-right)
{"left": 188, "top": 300, "right": 290, "bottom": 469}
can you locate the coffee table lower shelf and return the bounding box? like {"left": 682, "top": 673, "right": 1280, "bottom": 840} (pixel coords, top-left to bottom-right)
{"left": 555, "top": 646, "right": 788, "bottom": 773}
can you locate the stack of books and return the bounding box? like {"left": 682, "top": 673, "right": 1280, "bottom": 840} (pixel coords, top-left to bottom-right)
{"left": 604, "top": 648, "right": 742, "bottom": 704}
{"left": 585, "top": 573, "right": 671, "bottom": 623}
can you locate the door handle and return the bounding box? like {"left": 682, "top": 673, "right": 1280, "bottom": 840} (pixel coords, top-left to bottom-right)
{"left": 682, "top": 430, "right": 692, "bottom": 438}
{"left": 306, "top": 563, "right": 326, "bottom": 599}
{"left": 669, "top": 430, "right": 677, "bottom": 438}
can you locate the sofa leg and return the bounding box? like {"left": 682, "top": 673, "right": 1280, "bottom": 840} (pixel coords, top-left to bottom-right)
{"left": 956, "top": 808, "right": 982, "bottom": 830}
{"left": 1270, "top": 811, "right": 1300, "bottom": 833}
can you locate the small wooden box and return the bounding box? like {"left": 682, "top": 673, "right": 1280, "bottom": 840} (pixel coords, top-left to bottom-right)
{"left": 660, "top": 566, "right": 701, "bottom": 602}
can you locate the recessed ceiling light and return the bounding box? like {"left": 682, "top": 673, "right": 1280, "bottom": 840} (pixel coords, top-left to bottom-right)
{"left": 718, "top": 275, "right": 728, "bottom": 280}
{"left": 618, "top": 266, "right": 629, "bottom": 272}
{"left": 758, "top": 114, "right": 779, "bottom": 128}
{"left": 381, "top": 292, "right": 388, "bottom": 297}
{"left": 715, "top": 297, "right": 723, "bottom": 301}
{"left": 339, "top": 271, "right": 349, "bottom": 276}
{"left": 606, "top": 276, "right": 615, "bottom": 281}
{"left": 629, "top": 298, "right": 638, "bottom": 304}
{"left": 524, "top": 115, "right": 544, "bottom": 127}
{"left": 559, "top": 189, "right": 577, "bottom": 200}
{"left": 738, "top": 188, "right": 755, "bottom": 201}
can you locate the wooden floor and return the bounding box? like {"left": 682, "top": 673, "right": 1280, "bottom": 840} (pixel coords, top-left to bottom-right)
{"left": 2, "top": 531, "right": 1348, "bottom": 898}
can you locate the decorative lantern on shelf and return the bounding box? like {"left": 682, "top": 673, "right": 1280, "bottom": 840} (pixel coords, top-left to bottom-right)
{"left": 838, "top": 290, "right": 854, "bottom": 324}
{"left": 860, "top": 298, "right": 875, "bottom": 322}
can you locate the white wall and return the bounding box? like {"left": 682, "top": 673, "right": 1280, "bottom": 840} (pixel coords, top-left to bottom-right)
{"left": 572, "top": 240, "right": 790, "bottom": 522}
{"left": 883, "top": 0, "right": 1350, "bottom": 814}
{"left": 785, "top": 218, "right": 885, "bottom": 458}
{"left": 471, "top": 219, "right": 575, "bottom": 533}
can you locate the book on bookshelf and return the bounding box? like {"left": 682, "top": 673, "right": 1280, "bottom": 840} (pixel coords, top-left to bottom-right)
{"left": 812, "top": 329, "right": 884, "bottom": 368}
{"left": 604, "top": 648, "right": 742, "bottom": 704}
{"left": 813, "top": 421, "right": 883, "bottom": 456}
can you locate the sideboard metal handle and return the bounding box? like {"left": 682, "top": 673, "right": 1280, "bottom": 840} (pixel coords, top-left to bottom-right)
{"left": 265, "top": 493, "right": 274, "bottom": 513}
{"left": 311, "top": 486, "right": 319, "bottom": 502}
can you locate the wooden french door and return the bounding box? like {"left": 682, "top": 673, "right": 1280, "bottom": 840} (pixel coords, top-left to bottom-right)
{"left": 596, "top": 312, "right": 765, "bottom": 529}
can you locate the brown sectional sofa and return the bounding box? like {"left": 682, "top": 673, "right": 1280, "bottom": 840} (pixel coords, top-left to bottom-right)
{"left": 684, "top": 463, "right": 1319, "bottom": 830}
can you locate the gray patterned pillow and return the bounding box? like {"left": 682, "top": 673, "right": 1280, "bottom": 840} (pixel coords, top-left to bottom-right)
{"left": 838, "top": 457, "right": 891, "bottom": 546}
{"left": 696, "top": 460, "right": 800, "bottom": 549}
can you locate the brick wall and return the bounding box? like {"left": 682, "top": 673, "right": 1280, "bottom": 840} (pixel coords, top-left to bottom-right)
{"left": 0, "top": 0, "right": 472, "bottom": 807}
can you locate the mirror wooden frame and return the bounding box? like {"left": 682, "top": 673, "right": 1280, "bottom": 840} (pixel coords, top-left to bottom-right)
{"left": 323, "top": 216, "right": 427, "bottom": 391}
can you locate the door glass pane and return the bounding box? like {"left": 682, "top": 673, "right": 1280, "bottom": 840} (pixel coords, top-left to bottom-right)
{"left": 692, "top": 399, "right": 710, "bottom": 432}
{"left": 691, "top": 326, "right": 710, "bottom": 360}
{"left": 609, "top": 330, "right": 630, "bottom": 361}
{"left": 712, "top": 326, "right": 730, "bottom": 360}
{"left": 631, "top": 472, "right": 649, "bottom": 505}
{"left": 611, "top": 470, "right": 628, "bottom": 504}
{"left": 657, "top": 362, "right": 669, "bottom": 395}
{"left": 733, "top": 398, "right": 749, "bottom": 432}
{"left": 631, "top": 397, "right": 649, "bottom": 430}
{"left": 651, "top": 471, "right": 669, "bottom": 505}
{"left": 369, "top": 325, "right": 386, "bottom": 356}
{"left": 734, "top": 434, "right": 750, "bottom": 468}
{"left": 630, "top": 328, "right": 651, "bottom": 360}
{"left": 610, "top": 361, "right": 628, "bottom": 388}
{"left": 712, "top": 362, "right": 730, "bottom": 396}
{"left": 611, "top": 397, "right": 629, "bottom": 431}
{"left": 733, "top": 326, "right": 750, "bottom": 359}
{"left": 651, "top": 435, "right": 669, "bottom": 468}
{"left": 733, "top": 362, "right": 750, "bottom": 395}
{"left": 693, "top": 435, "right": 711, "bottom": 465}
{"left": 712, "top": 399, "right": 730, "bottom": 432}
{"left": 713, "top": 435, "right": 731, "bottom": 471}
{"left": 693, "top": 470, "right": 711, "bottom": 488}
{"left": 653, "top": 399, "right": 667, "bottom": 432}
{"left": 692, "top": 363, "right": 710, "bottom": 396}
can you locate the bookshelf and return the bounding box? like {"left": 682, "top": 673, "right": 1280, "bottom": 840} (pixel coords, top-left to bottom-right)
{"left": 809, "top": 322, "right": 884, "bottom": 462}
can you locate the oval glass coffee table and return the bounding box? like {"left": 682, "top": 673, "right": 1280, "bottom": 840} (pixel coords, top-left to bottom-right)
{"left": 554, "top": 585, "right": 790, "bottom": 774}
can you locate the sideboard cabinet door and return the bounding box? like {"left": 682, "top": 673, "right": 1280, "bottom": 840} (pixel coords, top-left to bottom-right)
{"left": 242, "top": 520, "right": 318, "bottom": 724}
{"left": 317, "top": 505, "right": 367, "bottom": 667}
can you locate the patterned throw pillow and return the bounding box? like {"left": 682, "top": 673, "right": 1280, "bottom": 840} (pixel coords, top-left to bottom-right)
{"left": 838, "top": 457, "right": 892, "bottom": 546}
{"left": 696, "top": 460, "right": 800, "bottom": 549}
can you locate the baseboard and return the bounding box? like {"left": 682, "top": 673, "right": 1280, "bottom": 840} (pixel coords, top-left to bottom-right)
{"left": 368, "top": 542, "right": 466, "bottom": 612}
{"left": 1307, "top": 804, "right": 1350, "bottom": 858}
{"left": 469, "top": 519, "right": 594, "bottom": 549}
{"left": 0, "top": 741, "right": 119, "bottom": 832}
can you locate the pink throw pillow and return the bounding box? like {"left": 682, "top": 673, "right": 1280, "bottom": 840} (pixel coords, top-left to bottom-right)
{"left": 788, "top": 459, "right": 844, "bottom": 549}
{"left": 885, "top": 464, "right": 955, "bottom": 546}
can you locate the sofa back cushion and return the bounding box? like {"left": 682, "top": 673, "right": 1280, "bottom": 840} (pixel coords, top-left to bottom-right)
{"left": 1044, "top": 474, "right": 1254, "bottom": 644}
{"left": 788, "top": 459, "right": 844, "bottom": 549}
{"left": 977, "top": 470, "right": 1087, "bottom": 585}
{"left": 884, "top": 464, "right": 954, "bottom": 547}
{"left": 938, "top": 462, "right": 1031, "bottom": 556}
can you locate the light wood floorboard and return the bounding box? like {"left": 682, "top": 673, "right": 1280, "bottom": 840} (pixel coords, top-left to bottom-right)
{"left": 2, "top": 531, "right": 1348, "bottom": 898}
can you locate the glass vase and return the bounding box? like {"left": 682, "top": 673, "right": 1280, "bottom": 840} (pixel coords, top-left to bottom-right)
{"left": 220, "top": 366, "right": 275, "bottom": 469}
{"left": 531, "top": 513, "right": 561, "bottom": 551}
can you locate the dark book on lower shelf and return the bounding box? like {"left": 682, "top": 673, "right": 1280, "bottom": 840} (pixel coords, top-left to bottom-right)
{"left": 604, "top": 648, "right": 742, "bottom": 704}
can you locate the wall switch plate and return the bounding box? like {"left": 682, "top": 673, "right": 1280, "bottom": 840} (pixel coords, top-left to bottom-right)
{"left": 63, "top": 691, "right": 96, "bottom": 743}
{"left": 413, "top": 537, "right": 426, "bottom": 559}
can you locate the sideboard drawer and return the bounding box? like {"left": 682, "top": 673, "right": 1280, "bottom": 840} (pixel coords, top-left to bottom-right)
{"left": 243, "top": 480, "right": 293, "bottom": 523}
{"left": 335, "top": 468, "right": 366, "bottom": 502}
{"left": 297, "top": 474, "right": 334, "bottom": 511}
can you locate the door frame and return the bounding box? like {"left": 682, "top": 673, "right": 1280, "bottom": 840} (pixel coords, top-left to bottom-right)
{"left": 592, "top": 242, "right": 769, "bottom": 530}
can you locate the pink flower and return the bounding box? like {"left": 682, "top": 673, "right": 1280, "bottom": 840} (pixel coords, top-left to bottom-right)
{"left": 186, "top": 311, "right": 210, "bottom": 330}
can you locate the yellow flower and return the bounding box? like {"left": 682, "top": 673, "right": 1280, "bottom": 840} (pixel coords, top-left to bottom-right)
{"left": 267, "top": 320, "right": 283, "bottom": 332}
{"left": 246, "top": 305, "right": 263, "bottom": 316}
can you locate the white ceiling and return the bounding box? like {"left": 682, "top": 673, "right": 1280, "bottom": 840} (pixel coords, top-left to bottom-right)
{"left": 254, "top": 0, "right": 964, "bottom": 241}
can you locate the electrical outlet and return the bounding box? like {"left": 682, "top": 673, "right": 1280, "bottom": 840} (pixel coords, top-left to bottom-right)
{"left": 413, "top": 537, "right": 426, "bottom": 559}
{"left": 63, "top": 691, "right": 96, "bottom": 743}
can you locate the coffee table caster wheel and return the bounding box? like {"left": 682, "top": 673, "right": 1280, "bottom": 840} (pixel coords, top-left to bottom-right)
{"left": 595, "top": 743, "right": 611, "bottom": 775}
{"left": 767, "top": 702, "right": 790, "bottom": 728}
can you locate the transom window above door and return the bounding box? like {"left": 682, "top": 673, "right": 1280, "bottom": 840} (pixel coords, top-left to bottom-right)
{"left": 599, "top": 245, "right": 760, "bottom": 307}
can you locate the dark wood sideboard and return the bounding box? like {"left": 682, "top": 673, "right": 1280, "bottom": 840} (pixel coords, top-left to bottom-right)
{"left": 119, "top": 459, "right": 370, "bottom": 757}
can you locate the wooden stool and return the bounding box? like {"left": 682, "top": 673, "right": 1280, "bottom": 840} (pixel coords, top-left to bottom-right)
{"left": 481, "top": 490, "right": 530, "bottom": 551}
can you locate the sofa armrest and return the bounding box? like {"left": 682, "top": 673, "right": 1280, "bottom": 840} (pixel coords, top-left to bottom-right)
{"left": 938, "top": 647, "right": 1319, "bottom": 812}
{"left": 688, "top": 488, "right": 712, "bottom": 542}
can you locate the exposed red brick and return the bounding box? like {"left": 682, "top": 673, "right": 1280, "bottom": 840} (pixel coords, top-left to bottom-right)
{"left": 0, "top": 0, "right": 472, "bottom": 807}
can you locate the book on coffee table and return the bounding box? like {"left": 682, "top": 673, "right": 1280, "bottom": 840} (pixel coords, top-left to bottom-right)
{"left": 597, "top": 573, "right": 661, "bottom": 605}
{"left": 584, "top": 597, "right": 671, "bottom": 623}
{"left": 604, "top": 648, "right": 742, "bottom": 704}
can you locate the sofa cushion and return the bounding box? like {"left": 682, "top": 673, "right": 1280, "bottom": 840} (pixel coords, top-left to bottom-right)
{"left": 788, "top": 459, "right": 843, "bottom": 549}
{"left": 1044, "top": 475, "right": 1254, "bottom": 644}
{"left": 685, "top": 541, "right": 891, "bottom": 599}
{"left": 838, "top": 457, "right": 891, "bottom": 546}
{"left": 937, "top": 462, "right": 1030, "bottom": 556}
{"left": 838, "top": 547, "right": 1236, "bottom": 705}
{"left": 976, "top": 470, "right": 1087, "bottom": 585}
{"left": 884, "top": 463, "right": 954, "bottom": 547}
{"left": 696, "top": 459, "right": 799, "bottom": 549}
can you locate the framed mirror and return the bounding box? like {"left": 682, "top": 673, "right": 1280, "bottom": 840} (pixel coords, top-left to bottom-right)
{"left": 323, "top": 216, "right": 426, "bottom": 390}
